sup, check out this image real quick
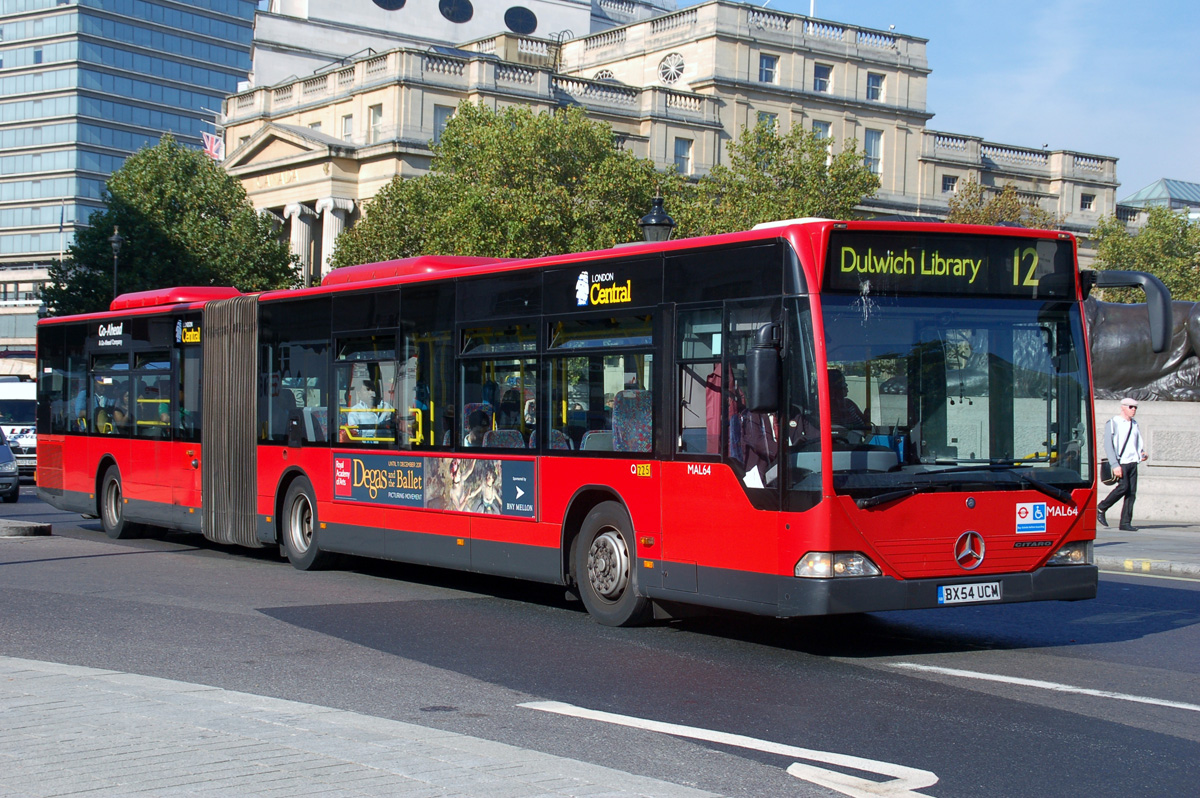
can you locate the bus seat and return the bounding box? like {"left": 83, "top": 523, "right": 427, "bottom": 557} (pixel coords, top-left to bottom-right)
{"left": 482, "top": 429, "right": 525, "bottom": 448}
{"left": 529, "top": 428, "right": 572, "bottom": 450}
{"left": 580, "top": 430, "right": 612, "bottom": 451}
{"left": 612, "top": 389, "right": 651, "bottom": 452}
{"left": 303, "top": 407, "right": 328, "bottom": 442}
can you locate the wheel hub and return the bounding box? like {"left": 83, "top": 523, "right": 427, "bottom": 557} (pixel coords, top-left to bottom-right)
{"left": 587, "top": 530, "right": 629, "bottom": 599}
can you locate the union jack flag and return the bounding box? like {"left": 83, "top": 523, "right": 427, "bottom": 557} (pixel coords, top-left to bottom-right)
{"left": 202, "top": 132, "right": 225, "bottom": 161}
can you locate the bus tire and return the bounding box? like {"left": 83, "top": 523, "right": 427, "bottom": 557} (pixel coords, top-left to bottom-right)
{"left": 574, "top": 501, "right": 651, "bottom": 627}
{"left": 99, "top": 465, "right": 141, "bottom": 539}
{"left": 281, "top": 477, "right": 333, "bottom": 571}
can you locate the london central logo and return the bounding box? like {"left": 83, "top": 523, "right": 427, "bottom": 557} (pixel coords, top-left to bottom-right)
{"left": 574, "top": 270, "right": 633, "bottom": 307}
{"left": 576, "top": 270, "right": 589, "bottom": 306}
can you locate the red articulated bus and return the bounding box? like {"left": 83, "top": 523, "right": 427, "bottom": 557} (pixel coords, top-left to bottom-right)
{"left": 35, "top": 220, "right": 1170, "bottom": 625}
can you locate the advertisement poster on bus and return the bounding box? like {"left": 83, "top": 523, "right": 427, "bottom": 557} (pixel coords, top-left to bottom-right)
{"left": 333, "top": 453, "right": 536, "bottom": 519}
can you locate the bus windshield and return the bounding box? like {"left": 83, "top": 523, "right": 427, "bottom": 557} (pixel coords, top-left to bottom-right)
{"left": 818, "top": 295, "right": 1091, "bottom": 498}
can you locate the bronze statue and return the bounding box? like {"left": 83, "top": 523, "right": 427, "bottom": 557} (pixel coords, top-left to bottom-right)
{"left": 1087, "top": 297, "right": 1200, "bottom": 400}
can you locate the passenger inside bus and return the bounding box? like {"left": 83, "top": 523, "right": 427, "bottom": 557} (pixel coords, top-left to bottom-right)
{"left": 345, "top": 377, "right": 381, "bottom": 431}
{"left": 828, "top": 368, "right": 869, "bottom": 431}
{"left": 496, "top": 389, "right": 522, "bottom": 428}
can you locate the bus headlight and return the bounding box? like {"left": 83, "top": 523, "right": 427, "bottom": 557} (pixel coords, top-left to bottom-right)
{"left": 0, "top": 460, "right": 17, "bottom": 475}
{"left": 1047, "top": 541, "right": 1093, "bottom": 566}
{"left": 795, "top": 552, "right": 881, "bottom": 578}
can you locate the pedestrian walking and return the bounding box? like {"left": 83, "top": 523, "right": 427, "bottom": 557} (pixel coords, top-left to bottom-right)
{"left": 1098, "top": 397, "right": 1148, "bottom": 531}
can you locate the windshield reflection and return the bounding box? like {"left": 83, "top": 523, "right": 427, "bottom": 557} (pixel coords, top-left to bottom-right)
{"left": 809, "top": 296, "right": 1091, "bottom": 497}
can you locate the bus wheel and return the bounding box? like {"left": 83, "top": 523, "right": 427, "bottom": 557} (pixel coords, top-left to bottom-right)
{"left": 99, "top": 465, "right": 141, "bottom": 539}
{"left": 575, "top": 501, "right": 651, "bottom": 627}
{"left": 282, "top": 477, "right": 333, "bottom": 571}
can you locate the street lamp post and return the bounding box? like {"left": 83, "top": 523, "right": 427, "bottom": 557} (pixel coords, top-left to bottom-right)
{"left": 109, "top": 227, "right": 123, "bottom": 300}
{"left": 638, "top": 193, "right": 676, "bottom": 243}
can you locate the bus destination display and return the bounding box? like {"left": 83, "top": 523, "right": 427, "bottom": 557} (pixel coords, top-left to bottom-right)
{"left": 824, "top": 232, "right": 1075, "bottom": 298}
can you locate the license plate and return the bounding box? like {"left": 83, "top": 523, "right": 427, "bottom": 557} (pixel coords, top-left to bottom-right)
{"left": 937, "top": 582, "right": 1002, "bottom": 605}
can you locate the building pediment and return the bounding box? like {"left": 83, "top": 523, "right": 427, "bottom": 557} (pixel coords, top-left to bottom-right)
{"left": 225, "top": 123, "right": 359, "bottom": 173}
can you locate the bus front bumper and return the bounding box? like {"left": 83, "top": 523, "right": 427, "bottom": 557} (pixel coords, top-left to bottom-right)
{"left": 776, "top": 565, "right": 1098, "bottom": 617}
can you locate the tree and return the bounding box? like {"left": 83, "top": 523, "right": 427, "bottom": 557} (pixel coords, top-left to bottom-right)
{"left": 1091, "top": 206, "right": 1200, "bottom": 303}
{"left": 43, "top": 135, "right": 297, "bottom": 316}
{"left": 679, "top": 118, "right": 879, "bottom": 237}
{"left": 945, "top": 179, "right": 1061, "bottom": 229}
{"left": 331, "top": 103, "right": 681, "bottom": 268}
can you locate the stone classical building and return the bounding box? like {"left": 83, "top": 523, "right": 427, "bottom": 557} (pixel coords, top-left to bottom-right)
{"left": 222, "top": 0, "right": 1120, "bottom": 284}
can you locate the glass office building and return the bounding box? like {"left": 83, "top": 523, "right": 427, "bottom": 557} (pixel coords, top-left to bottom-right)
{"left": 0, "top": 0, "right": 255, "bottom": 362}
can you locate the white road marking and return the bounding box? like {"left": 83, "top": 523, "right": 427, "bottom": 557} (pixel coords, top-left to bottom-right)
{"left": 891, "top": 663, "right": 1200, "bottom": 713}
{"left": 520, "top": 700, "right": 938, "bottom": 798}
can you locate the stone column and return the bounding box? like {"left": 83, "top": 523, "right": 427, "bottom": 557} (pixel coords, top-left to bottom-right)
{"left": 315, "top": 197, "right": 356, "bottom": 281}
{"left": 283, "top": 203, "right": 317, "bottom": 286}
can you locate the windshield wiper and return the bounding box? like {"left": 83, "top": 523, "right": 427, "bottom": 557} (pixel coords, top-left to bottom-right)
{"left": 1015, "top": 471, "right": 1075, "bottom": 506}
{"left": 857, "top": 485, "right": 936, "bottom": 509}
{"left": 855, "top": 464, "right": 1075, "bottom": 510}
{"left": 913, "top": 462, "right": 1076, "bottom": 506}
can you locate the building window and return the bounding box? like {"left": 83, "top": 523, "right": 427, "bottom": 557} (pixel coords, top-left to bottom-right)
{"left": 309, "top": 122, "right": 322, "bottom": 132}
{"left": 368, "top": 104, "right": 383, "bottom": 143}
{"left": 1080, "top": 193, "right": 1095, "bottom": 211}
{"left": 813, "top": 64, "right": 832, "bottom": 93}
{"left": 759, "top": 54, "right": 779, "bottom": 84}
{"left": 942, "top": 175, "right": 958, "bottom": 194}
{"left": 659, "top": 52, "right": 685, "bottom": 85}
{"left": 33, "top": 47, "right": 43, "bottom": 65}
{"left": 867, "top": 73, "right": 884, "bottom": 101}
{"left": 433, "top": 104, "right": 455, "bottom": 144}
{"left": 757, "top": 111, "right": 778, "bottom": 130}
{"left": 812, "top": 120, "right": 832, "bottom": 163}
{"left": 673, "top": 137, "right": 693, "bottom": 175}
{"left": 864, "top": 129, "right": 882, "bottom": 175}
{"left": 341, "top": 115, "right": 353, "bottom": 140}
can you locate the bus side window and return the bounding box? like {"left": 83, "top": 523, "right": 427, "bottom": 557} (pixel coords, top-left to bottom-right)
{"left": 677, "top": 308, "right": 725, "bottom": 455}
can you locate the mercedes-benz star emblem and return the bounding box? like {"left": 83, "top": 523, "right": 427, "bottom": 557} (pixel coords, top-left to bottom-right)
{"left": 954, "top": 531, "right": 985, "bottom": 570}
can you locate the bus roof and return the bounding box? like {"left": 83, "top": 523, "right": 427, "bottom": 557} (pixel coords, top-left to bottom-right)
{"left": 109, "top": 287, "right": 243, "bottom": 311}
{"left": 321, "top": 256, "right": 514, "bottom": 286}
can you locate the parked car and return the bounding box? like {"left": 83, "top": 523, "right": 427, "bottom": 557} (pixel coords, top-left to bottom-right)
{"left": 0, "top": 427, "right": 19, "bottom": 503}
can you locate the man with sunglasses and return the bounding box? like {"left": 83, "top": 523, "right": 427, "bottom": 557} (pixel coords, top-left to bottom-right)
{"left": 1098, "top": 397, "right": 1148, "bottom": 532}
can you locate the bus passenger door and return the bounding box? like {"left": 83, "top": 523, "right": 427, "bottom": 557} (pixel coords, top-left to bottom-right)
{"left": 171, "top": 331, "right": 204, "bottom": 525}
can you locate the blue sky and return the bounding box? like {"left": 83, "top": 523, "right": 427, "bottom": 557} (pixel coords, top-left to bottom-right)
{"left": 681, "top": 0, "right": 1200, "bottom": 198}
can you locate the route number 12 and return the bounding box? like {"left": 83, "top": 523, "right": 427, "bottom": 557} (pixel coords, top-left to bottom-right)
{"left": 1013, "top": 247, "right": 1039, "bottom": 287}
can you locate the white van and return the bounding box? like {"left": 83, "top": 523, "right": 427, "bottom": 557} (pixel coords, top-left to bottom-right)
{"left": 0, "top": 379, "right": 36, "bottom": 478}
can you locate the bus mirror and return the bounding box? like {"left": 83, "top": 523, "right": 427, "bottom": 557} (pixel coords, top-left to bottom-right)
{"left": 1092, "top": 270, "right": 1173, "bottom": 353}
{"left": 745, "top": 323, "right": 781, "bottom": 412}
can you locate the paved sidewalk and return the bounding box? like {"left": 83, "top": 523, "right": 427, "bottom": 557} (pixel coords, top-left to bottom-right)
{"left": 1094, "top": 519, "right": 1200, "bottom": 578}
{"left": 0, "top": 657, "right": 719, "bottom": 798}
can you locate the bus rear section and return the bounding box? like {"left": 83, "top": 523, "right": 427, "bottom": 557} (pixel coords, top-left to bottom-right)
{"left": 0, "top": 379, "right": 36, "bottom": 478}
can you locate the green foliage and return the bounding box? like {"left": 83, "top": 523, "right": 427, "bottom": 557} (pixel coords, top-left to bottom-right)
{"left": 945, "top": 180, "right": 1062, "bottom": 229}
{"left": 678, "top": 118, "right": 879, "bottom": 236}
{"left": 1092, "top": 206, "right": 1200, "bottom": 303}
{"left": 331, "top": 104, "right": 680, "bottom": 267}
{"left": 43, "top": 135, "right": 297, "bottom": 316}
